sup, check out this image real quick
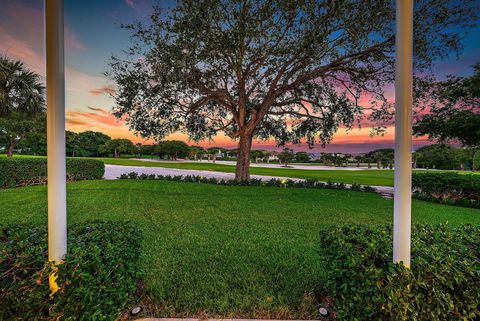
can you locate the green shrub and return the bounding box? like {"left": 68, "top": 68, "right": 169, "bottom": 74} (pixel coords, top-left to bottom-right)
{"left": 318, "top": 224, "right": 480, "bottom": 321}
{"left": 118, "top": 172, "right": 376, "bottom": 193}
{"left": 473, "top": 150, "right": 480, "bottom": 171}
{"left": 0, "top": 158, "right": 104, "bottom": 188}
{"left": 0, "top": 221, "right": 142, "bottom": 320}
{"left": 412, "top": 172, "right": 480, "bottom": 208}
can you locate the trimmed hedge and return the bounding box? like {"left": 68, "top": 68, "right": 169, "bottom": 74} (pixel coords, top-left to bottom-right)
{"left": 412, "top": 172, "right": 480, "bottom": 208}
{"left": 0, "top": 221, "right": 142, "bottom": 320}
{"left": 318, "top": 224, "right": 480, "bottom": 321}
{"left": 0, "top": 158, "right": 105, "bottom": 188}
{"left": 118, "top": 172, "right": 377, "bottom": 192}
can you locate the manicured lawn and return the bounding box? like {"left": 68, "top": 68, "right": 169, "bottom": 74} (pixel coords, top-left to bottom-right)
{"left": 1, "top": 180, "right": 479, "bottom": 318}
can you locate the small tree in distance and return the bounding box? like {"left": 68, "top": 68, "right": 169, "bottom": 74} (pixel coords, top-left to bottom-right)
{"left": 100, "top": 139, "right": 135, "bottom": 158}
{"left": 250, "top": 150, "right": 265, "bottom": 163}
{"left": 295, "top": 152, "right": 310, "bottom": 163}
{"left": 0, "top": 112, "right": 45, "bottom": 157}
{"left": 206, "top": 147, "right": 221, "bottom": 163}
{"left": 414, "top": 144, "right": 464, "bottom": 170}
{"left": 278, "top": 148, "right": 294, "bottom": 167}
{"left": 75, "top": 131, "right": 111, "bottom": 157}
{"left": 155, "top": 140, "right": 190, "bottom": 160}
{"left": 189, "top": 146, "right": 205, "bottom": 161}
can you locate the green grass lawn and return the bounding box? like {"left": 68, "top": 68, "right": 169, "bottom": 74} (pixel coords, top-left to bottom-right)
{"left": 1, "top": 180, "right": 479, "bottom": 318}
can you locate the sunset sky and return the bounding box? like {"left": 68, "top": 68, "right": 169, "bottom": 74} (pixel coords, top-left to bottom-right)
{"left": 1, "top": 0, "right": 479, "bottom": 153}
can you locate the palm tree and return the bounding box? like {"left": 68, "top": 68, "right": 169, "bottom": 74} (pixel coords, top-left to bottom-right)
{"left": 0, "top": 56, "right": 45, "bottom": 157}
{"left": 0, "top": 56, "right": 45, "bottom": 117}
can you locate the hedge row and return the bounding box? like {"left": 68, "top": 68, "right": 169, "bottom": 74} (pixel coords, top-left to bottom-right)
{"left": 0, "top": 221, "right": 142, "bottom": 320}
{"left": 0, "top": 158, "right": 105, "bottom": 188}
{"left": 318, "top": 224, "right": 480, "bottom": 321}
{"left": 412, "top": 172, "right": 480, "bottom": 208}
{"left": 118, "top": 172, "right": 377, "bottom": 192}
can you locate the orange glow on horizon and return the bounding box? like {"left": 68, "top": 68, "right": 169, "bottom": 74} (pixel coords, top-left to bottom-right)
{"left": 66, "top": 112, "right": 429, "bottom": 151}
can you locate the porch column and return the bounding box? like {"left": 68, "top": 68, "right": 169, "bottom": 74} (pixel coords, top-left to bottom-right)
{"left": 393, "top": 0, "right": 413, "bottom": 268}
{"left": 46, "top": 0, "right": 67, "bottom": 263}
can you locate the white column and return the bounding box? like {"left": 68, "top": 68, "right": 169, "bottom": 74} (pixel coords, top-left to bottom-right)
{"left": 46, "top": 0, "right": 67, "bottom": 263}
{"left": 393, "top": 0, "right": 413, "bottom": 268}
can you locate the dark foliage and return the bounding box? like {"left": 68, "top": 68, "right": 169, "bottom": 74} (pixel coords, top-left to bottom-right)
{"left": 413, "top": 144, "right": 472, "bottom": 170}
{"left": 318, "top": 224, "right": 480, "bottom": 321}
{"left": 412, "top": 172, "right": 480, "bottom": 208}
{"left": 66, "top": 131, "right": 112, "bottom": 157}
{"left": 0, "top": 56, "right": 45, "bottom": 117}
{"left": 155, "top": 140, "right": 190, "bottom": 159}
{"left": 414, "top": 63, "right": 480, "bottom": 148}
{"left": 0, "top": 158, "right": 105, "bottom": 188}
{"left": 0, "top": 221, "right": 143, "bottom": 320}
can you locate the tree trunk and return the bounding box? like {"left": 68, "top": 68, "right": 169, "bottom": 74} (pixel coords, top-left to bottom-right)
{"left": 235, "top": 134, "right": 253, "bottom": 180}
{"left": 7, "top": 142, "right": 15, "bottom": 157}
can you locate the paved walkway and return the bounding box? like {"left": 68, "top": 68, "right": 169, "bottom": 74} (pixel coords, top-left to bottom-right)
{"left": 104, "top": 164, "right": 394, "bottom": 197}
{"left": 104, "top": 164, "right": 303, "bottom": 181}
{"left": 132, "top": 158, "right": 376, "bottom": 171}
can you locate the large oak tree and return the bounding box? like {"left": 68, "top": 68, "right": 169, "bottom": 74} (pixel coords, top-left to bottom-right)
{"left": 109, "top": 0, "right": 478, "bottom": 180}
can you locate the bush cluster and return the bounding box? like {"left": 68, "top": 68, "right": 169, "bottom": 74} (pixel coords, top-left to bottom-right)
{"left": 0, "top": 158, "right": 105, "bottom": 188}
{"left": 318, "top": 224, "right": 480, "bottom": 321}
{"left": 412, "top": 172, "right": 480, "bottom": 208}
{"left": 118, "top": 172, "right": 377, "bottom": 192}
{"left": 0, "top": 221, "right": 142, "bottom": 320}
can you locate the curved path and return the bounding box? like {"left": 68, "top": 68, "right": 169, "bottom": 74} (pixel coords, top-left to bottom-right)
{"left": 104, "top": 164, "right": 394, "bottom": 198}
{"left": 132, "top": 158, "right": 376, "bottom": 171}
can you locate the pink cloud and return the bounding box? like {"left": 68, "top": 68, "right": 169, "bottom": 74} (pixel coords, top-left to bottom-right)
{"left": 65, "top": 27, "right": 87, "bottom": 51}
{"left": 0, "top": 2, "right": 86, "bottom": 70}
{"left": 0, "top": 25, "right": 45, "bottom": 75}
{"left": 67, "top": 107, "right": 124, "bottom": 130}
{"left": 89, "top": 85, "right": 117, "bottom": 96}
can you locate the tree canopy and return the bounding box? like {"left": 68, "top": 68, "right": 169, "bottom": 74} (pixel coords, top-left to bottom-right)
{"left": 278, "top": 148, "right": 294, "bottom": 166}
{"left": 414, "top": 144, "right": 464, "bottom": 170}
{"left": 66, "top": 131, "right": 112, "bottom": 157}
{"left": 0, "top": 56, "right": 45, "bottom": 117}
{"left": 0, "top": 112, "right": 45, "bottom": 157}
{"left": 109, "top": 0, "right": 478, "bottom": 179}
{"left": 155, "top": 140, "right": 190, "bottom": 159}
{"left": 295, "top": 152, "right": 310, "bottom": 163}
{"left": 99, "top": 138, "right": 135, "bottom": 158}
{"left": 414, "top": 63, "right": 480, "bottom": 147}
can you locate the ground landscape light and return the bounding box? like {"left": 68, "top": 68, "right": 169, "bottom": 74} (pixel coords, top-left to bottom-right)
{"left": 319, "top": 306, "right": 329, "bottom": 317}
{"left": 130, "top": 306, "right": 142, "bottom": 316}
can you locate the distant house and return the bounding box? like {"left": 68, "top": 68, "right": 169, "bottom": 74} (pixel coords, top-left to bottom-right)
{"left": 268, "top": 151, "right": 279, "bottom": 161}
